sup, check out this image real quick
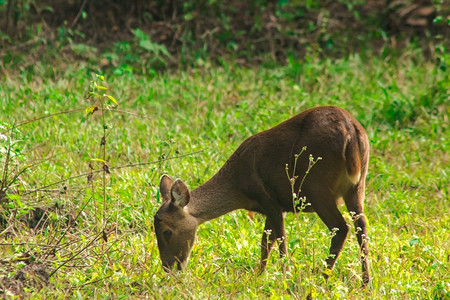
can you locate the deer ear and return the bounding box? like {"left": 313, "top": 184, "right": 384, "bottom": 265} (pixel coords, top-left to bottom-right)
{"left": 159, "top": 175, "right": 174, "bottom": 203}
{"left": 171, "top": 179, "right": 190, "bottom": 208}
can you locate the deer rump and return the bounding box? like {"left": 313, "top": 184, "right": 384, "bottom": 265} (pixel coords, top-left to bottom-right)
{"left": 225, "top": 106, "right": 368, "bottom": 215}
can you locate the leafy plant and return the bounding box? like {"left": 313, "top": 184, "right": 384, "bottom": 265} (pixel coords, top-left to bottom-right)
{"left": 131, "top": 28, "right": 173, "bottom": 67}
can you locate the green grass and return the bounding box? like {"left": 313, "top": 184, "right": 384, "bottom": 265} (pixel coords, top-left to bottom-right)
{"left": 0, "top": 52, "right": 448, "bottom": 299}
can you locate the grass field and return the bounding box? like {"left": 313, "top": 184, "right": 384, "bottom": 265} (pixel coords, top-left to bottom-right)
{"left": 0, "top": 52, "right": 449, "bottom": 298}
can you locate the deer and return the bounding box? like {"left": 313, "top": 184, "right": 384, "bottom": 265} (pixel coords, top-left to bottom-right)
{"left": 153, "top": 106, "right": 370, "bottom": 285}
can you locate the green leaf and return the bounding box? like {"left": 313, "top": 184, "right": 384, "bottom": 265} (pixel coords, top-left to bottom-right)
{"left": 89, "top": 91, "right": 102, "bottom": 98}
{"left": 92, "top": 158, "right": 107, "bottom": 163}
{"left": 7, "top": 194, "right": 20, "bottom": 201}
{"left": 324, "top": 268, "right": 333, "bottom": 276}
{"left": 50, "top": 212, "right": 58, "bottom": 221}
{"left": 409, "top": 237, "right": 420, "bottom": 247}
{"left": 139, "top": 39, "right": 153, "bottom": 52}
{"left": 96, "top": 85, "right": 108, "bottom": 91}
{"left": 85, "top": 106, "right": 98, "bottom": 116}
{"left": 8, "top": 194, "right": 22, "bottom": 207}
{"left": 131, "top": 28, "right": 147, "bottom": 41}
{"left": 433, "top": 16, "right": 443, "bottom": 24}
{"left": 184, "top": 12, "right": 194, "bottom": 21}
{"left": 104, "top": 94, "right": 118, "bottom": 105}
{"left": 20, "top": 164, "right": 32, "bottom": 172}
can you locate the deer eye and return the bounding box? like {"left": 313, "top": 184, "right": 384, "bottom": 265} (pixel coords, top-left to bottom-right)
{"left": 163, "top": 229, "right": 172, "bottom": 242}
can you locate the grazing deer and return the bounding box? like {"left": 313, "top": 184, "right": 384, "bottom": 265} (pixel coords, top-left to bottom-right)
{"left": 154, "top": 106, "right": 370, "bottom": 285}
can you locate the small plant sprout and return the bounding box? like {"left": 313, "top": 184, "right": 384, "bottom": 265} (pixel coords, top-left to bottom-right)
{"left": 85, "top": 74, "right": 120, "bottom": 228}
{"left": 330, "top": 227, "right": 340, "bottom": 237}
{"left": 285, "top": 146, "right": 322, "bottom": 213}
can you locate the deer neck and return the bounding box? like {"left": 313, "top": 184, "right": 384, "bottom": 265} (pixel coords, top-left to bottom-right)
{"left": 187, "top": 172, "right": 246, "bottom": 224}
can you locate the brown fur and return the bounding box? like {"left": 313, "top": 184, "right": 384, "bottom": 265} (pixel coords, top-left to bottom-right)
{"left": 154, "top": 106, "right": 370, "bottom": 285}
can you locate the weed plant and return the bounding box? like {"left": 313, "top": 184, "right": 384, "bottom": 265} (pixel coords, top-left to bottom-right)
{"left": 0, "top": 52, "right": 448, "bottom": 298}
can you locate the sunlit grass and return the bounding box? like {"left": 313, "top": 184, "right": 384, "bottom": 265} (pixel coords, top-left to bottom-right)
{"left": 0, "top": 53, "right": 448, "bottom": 298}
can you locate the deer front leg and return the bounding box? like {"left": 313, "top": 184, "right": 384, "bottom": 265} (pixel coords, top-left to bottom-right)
{"left": 259, "top": 211, "right": 287, "bottom": 272}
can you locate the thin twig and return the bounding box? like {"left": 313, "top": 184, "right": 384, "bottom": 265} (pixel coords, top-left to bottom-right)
{"left": 42, "top": 196, "right": 94, "bottom": 261}
{"left": 113, "top": 109, "right": 152, "bottom": 120}
{"left": 1, "top": 124, "right": 15, "bottom": 190}
{"left": 0, "top": 243, "right": 63, "bottom": 248}
{"left": 13, "top": 108, "right": 85, "bottom": 128}
{"left": 48, "top": 228, "right": 110, "bottom": 278}
{"left": 22, "top": 150, "right": 203, "bottom": 195}
{"left": 1, "top": 108, "right": 151, "bottom": 136}
{"left": 5, "top": 164, "right": 33, "bottom": 189}
{"left": 70, "top": 275, "right": 114, "bottom": 290}
{"left": 69, "top": 0, "right": 88, "bottom": 29}
{"left": 101, "top": 100, "right": 107, "bottom": 228}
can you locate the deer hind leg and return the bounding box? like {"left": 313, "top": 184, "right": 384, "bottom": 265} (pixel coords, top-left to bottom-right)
{"left": 311, "top": 193, "right": 349, "bottom": 278}
{"left": 344, "top": 185, "right": 370, "bottom": 286}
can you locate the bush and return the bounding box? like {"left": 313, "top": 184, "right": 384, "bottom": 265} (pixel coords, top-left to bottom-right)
{"left": 0, "top": 0, "right": 449, "bottom": 66}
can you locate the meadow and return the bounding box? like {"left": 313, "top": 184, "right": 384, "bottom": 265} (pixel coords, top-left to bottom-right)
{"left": 0, "top": 51, "right": 448, "bottom": 298}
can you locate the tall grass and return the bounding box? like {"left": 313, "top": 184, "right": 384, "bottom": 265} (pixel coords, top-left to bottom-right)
{"left": 0, "top": 52, "right": 448, "bottom": 298}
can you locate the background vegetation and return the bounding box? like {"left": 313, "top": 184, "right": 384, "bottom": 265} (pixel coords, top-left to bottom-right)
{"left": 0, "top": 0, "right": 449, "bottom": 299}
{"left": 1, "top": 0, "right": 449, "bottom": 68}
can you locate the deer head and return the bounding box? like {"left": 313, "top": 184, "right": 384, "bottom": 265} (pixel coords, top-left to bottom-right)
{"left": 154, "top": 175, "right": 198, "bottom": 271}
